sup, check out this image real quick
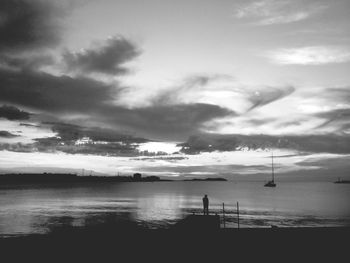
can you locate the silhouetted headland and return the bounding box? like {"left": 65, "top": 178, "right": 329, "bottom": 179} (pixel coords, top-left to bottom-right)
{"left": 183, "top": 177, "right": 227, "bottom": 181}
{"left": 0, "top": 172, "right": 171, "bottom": 185}
{"left": 0, "top": 173, "right": 230, "bottom": 185}
{"left": 334, "top": 178, "right": 350, "bottom": 184}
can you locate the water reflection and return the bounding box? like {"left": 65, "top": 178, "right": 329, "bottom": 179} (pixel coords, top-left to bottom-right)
{"left": 134, "top": 194, "right": 186, "bottom": 223}
{"left": 0, "top": 181, "right": 350, "bottom": 236}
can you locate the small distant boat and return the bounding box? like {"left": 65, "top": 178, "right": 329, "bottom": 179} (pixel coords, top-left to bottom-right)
{"left": 264, "top": 153, "right": 276, "bottom": 187}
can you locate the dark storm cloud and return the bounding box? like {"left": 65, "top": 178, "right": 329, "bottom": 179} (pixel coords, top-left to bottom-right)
{"left": 33, "top": 137, "right": 142, "bottom": 157}
{"left": 248, "top": 86, "right": 295, "bottom": 111}
{"left": 179, "top": 133, "right": 350, "bottom": 154}
{"left": 0, "top": 142, "right": 37, "bottom": 153}
{"left": 0, "top": 54, "right": 55, "bottom": 71}
{"left": 102, "top": 103, "right": 234, "bottom": 139}
{"left": 35, "top": 103, "right": 234, "bottom": 153}
{"left": 0, "top": 0, "right": 234, "bottom": 144}
{"left": 62, "top": 36, "right": 141, "bottom": 75}
{"left": 0, "top": 0, "right": 63, "bottom": 52}
{"left": 0, "top": 68, "right": 118, "bottom": 113}
{"left": 44, "top": 122, "right": 148, "bottom": 144}
{"left": 0, "top": 0, "right": 234, "bottom": 154}
{"left": 0, "top": 121, "right": 149, "bottom": 156}
{"left": 0, "top": 105, "right": 31, "bottom": 120}
{"left": 1, "top": 137, "right": 173, "bottom": 156}
{"left": 0, "top": 122, "right": 148, "bottom": 156}
{"left": 0, "top": 101, "right": 234, "bottom": 155}
{"left": 0, "top": 138, "right": 139, "bottom": 156}
{"left": 0, "top": 67, "right": 234, "bottom": 141}
{"left": 0, "top": 130, "right": 19, "bottom": 138}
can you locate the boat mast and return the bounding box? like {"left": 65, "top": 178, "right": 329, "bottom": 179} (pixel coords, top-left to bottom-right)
{"left": 271, "top": 152, "right": 274, "bottom": 182}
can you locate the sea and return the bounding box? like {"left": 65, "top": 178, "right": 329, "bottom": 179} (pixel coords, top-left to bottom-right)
{"left": 0, "top": 181, "right": 349, "bottom": 236}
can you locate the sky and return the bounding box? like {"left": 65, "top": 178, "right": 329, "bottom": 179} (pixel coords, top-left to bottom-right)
{"left": 0, "top": 0, "right": 350, "bottom": 180}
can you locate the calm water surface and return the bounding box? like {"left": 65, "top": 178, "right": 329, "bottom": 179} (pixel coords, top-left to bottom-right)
{"left": 0, "top": 181, "right": 349, "bottom": 236}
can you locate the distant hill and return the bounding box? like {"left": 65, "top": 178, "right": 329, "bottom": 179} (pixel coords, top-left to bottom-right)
{"left": 0, "top": 173, "right": 165, "bottom": 185}
{"left": 334, "top": 180, "right": 350, "bottom": 184}
{"left": 183, "top": 177, "right": 227, "bottom": 182}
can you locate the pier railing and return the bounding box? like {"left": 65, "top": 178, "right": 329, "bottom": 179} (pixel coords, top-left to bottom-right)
{"left": 189, "top": 202, "right": 241, "bottom": 229}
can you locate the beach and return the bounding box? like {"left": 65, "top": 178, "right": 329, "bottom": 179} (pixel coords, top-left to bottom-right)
{"left": 1, "top": 225, "right": 349, "bottom": 261}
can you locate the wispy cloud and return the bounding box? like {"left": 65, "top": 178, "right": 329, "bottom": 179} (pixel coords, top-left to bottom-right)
{"left": 258, "top": 12, "right": 309, "bottom": 25}
{"left": 247, "top": 86, "right": 295, "bottom": 111}
{"left": 266, "top": 46, "right": 350, "bottom": 65}
{"left": 234, "top": 0, "right": 327, "bottom": 26}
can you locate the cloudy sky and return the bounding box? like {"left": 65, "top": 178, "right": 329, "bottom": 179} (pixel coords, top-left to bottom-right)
{"left": 0, "top": 0, "right": 350, "bottom": 180}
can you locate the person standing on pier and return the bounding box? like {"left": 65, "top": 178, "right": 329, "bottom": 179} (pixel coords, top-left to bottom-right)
{"left": 203, "top": 195, "right": 209, "bottom": 215}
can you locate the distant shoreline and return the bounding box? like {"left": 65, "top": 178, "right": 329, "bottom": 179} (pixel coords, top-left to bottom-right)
{"left": 183, "top": 178, "right": 227, "bottom": 181}
{"left": 334, "top": 180, "right": 350, "bottom": 184}
{"left": 0, "top": 173, "right": 227, "bottom": 185}
{"left": 0, "top": 173, "right": 166, "bottom": 184}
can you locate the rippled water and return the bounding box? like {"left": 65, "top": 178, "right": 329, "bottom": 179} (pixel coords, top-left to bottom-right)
{"left": 0, "top": 181, "right": 349, "bottom": 236}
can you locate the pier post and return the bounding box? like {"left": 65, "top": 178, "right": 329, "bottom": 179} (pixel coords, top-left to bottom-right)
{"left": 237, "top": 201, "right": 240, "bottom": 229}
{"left": 222, "top": 203, "right": 226, "bottom": 228}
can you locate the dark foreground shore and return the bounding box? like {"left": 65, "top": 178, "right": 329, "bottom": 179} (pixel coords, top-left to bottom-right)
{"left": 1, "top": 224, "right": 349, "bottom": 262}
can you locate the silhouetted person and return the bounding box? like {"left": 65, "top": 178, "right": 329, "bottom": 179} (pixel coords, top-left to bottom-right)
{"left": 202, "top": 195, "right": 209, "bottom": 215}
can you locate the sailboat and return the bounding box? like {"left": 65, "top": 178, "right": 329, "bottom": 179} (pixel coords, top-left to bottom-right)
{"left": 264, "top": 153, "right": 276, "bottom": 187}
